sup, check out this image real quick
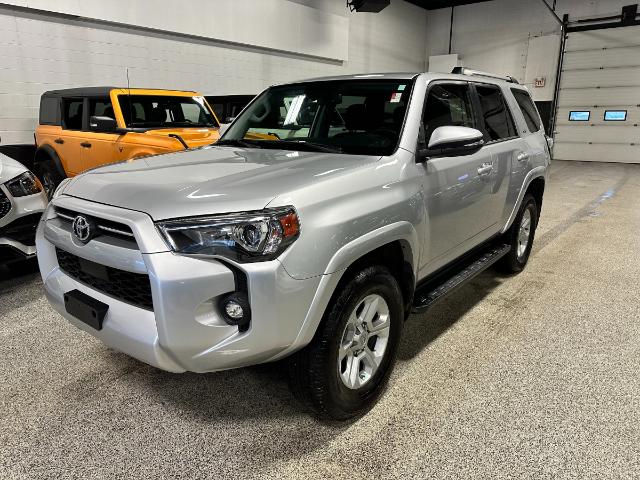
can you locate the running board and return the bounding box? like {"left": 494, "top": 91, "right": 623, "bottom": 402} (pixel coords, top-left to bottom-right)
{"left": 412, "top": 243, "right": 511, "bottom": 313}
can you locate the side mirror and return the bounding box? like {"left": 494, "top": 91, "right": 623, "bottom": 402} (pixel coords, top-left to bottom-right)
{"left": 418, "top": 126, "right": 485, "bottom": 161}
{"left": 89, "top": 116, "right": 118, "bottom": 133}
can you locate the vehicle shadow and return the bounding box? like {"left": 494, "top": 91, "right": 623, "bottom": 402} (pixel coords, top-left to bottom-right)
{"left": 130, "top": 271, "right": 504, "bottom": 428}
{"left": 0, "top": 259, "right": 42, "bottom": 315}
{"left": 398, "top": 271, "right": 504, "bottom": 361}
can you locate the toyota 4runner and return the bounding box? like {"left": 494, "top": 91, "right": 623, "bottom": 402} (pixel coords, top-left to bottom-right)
{"left": 37, "top": 69, "right": 550, "bottom": 420}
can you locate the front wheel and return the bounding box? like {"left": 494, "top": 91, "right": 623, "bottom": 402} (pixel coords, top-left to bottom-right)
{"left": 34, "top": 160, "right": 65, "bottom": 200}
{"left": 288, "top": 265, "right": 404, "bottom": 421}
{"left": 498, "top": 194, "right": 539, "bottom": 273}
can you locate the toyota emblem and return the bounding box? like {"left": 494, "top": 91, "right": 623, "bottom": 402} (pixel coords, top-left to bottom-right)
{"left": 72, "top": 215, "right": 92, "bottom": 243}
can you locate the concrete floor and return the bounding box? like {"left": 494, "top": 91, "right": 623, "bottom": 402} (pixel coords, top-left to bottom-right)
{"left": 1, "top": 160, "right": 639, "bottom": 479}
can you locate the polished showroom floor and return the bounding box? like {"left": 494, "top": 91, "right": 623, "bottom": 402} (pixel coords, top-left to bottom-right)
{"left": 1, "top": 160, "right": 639, "bottom": 479}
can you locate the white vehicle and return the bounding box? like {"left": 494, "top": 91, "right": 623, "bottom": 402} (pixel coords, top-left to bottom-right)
{"left": 37, "top": 70, "right": 550, "bottom": 419}
{"left": 0, "top": 153, "right": 48, "bottom": 265}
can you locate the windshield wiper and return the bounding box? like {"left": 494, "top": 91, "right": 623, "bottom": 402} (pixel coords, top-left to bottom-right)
{"left": 264, "top": 140, "right": 343, "bottom": 153}
{"left": 215, "top": 139, "right": 262, "bottom": 149}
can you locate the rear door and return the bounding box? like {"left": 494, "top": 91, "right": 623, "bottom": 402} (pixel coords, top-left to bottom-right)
{"left": 421, "top": 82, "right": 496, "bottom": 265}
{"left": 471, "top": 83, "right": 522, "bottom": 228}
{"left": 58, "top": 97, "right": 87, "bottom": 175}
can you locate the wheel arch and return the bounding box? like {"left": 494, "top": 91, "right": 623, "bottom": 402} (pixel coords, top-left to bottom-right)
{"left": 502, "top": 166, "right": 547, "bottom": 233}
{"left": 34, "top": 144, "right": 66, "bottom": 179}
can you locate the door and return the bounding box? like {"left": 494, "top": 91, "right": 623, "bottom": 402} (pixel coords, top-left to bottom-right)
{"left": 554, "top": 24, "right": 640, "bottom": 163}
{"left": 57, "top": 97, "right": 86, "bottom": 175}
{"left": 471, "top": 83, "right": 521, "bottom": 229}
{"left": 81, "top": 97, "right": 123, "bottom": 171}
{"left": 421, "top": 82, "right": 496, "bottom": 266}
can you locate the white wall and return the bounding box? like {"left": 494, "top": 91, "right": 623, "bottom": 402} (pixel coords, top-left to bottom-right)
{"left": 426, "top": 0, "right": 634, "bottom": 96}
{"left": 0, "top": 0, "right": 428, "bottom": 145}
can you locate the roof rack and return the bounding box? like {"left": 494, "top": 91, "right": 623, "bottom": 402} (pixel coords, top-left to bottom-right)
{"left": 451, "top": 67, "right": 520, "bottom": 84}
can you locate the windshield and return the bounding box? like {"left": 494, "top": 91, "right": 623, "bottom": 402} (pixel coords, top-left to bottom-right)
{"left": 221, "top": 79, "right": 414, "bottom": 155}
{"left": 118, "top": 95, "right": 219, "bottom": 128}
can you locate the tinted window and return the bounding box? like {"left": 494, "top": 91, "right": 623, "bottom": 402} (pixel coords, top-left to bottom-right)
{"left": 423, "top": 83, "right": 475, "bottom": 141}
{"left": 512, "top": 89, "right": 542, "bottom": 133}
{"left": 118, "top": 95, "right": 218, "bottom": 128}
{"left": 475, "top": 85, "right": 516, "bottom": 141}
{"left": 89, "top": 98, "right": 115, "bottom": 119}
{"left": 223, "top": 80, "right": 414, "bottom": 156}
{"left": 39, "top": 97, "right": 60, "bottom": 125}
{"left": 62, "top": 98, "right": 84, "bottom": 130}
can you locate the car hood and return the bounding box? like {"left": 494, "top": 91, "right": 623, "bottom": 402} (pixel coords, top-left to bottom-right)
{"left": 144, "top": 127, "right": 220, "bottom": 147}
{"left": 62, "top": 146, "right": 381, "bottom": 220}
{"left": 0, "top": 153, "right": 28, "bottom": 183}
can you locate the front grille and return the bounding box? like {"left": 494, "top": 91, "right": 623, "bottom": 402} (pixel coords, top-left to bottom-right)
{"left": 0, "top": 213, "right": 42, "bottom": 246}
{"left": 0, "top": 189, "right": 11, "bottom": 220}
{"left": 55, "top": 207, "right": 136, "bottom": 244}
{"left": 56, "top": 248, "right": 154, "bottom": 311}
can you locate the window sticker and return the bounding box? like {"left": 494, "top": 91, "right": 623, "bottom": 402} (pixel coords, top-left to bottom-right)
{"left": 397, "top": 84, "right": 406, "bottom": 91}
{"left": 569, "top": 111, "right": 590, "bottom": 121}
{"left": 390, "top": 92, "right": 403, "bottom": 103}
{"left": 604, "top": 110, "right": 627, "bottom": 121}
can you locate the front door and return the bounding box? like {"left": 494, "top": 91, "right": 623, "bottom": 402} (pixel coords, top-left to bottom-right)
{"left": 420, "top": 82, "right": 497, "bottom": 267}
{"left": 81, "top": 97, "right": 124, "bottom": 171}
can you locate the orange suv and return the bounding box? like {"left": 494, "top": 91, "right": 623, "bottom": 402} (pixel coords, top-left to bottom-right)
{"left": 34, "top": 87, "right": 220, "bottom": 198}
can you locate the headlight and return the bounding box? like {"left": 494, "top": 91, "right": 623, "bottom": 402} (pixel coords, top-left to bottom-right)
{"left": 5, "top": 171, "right": 43, "bottom": 197}
{"left": 157, "top": 207, "right": 300, "bottom": 262}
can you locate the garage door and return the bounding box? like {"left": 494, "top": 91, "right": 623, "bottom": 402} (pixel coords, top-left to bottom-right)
{"left": 554, "top": 25, "right": 640, "bottom": 163}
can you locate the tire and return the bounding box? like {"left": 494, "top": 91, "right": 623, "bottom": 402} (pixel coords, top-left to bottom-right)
{"left": 34, "top": 159, "right": 65, "bottom": 200}
{"left": 497, "top": 194, "right": 539, "bottom": 274}
{"left": 288, "top": 265, "right": 404, "bottom": 421}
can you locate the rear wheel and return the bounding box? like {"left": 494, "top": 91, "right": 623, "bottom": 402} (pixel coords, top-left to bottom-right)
{"left": 288, "top": 265, "right": 404, "bottom": 420}
{"left": 498, "top": 194, "right": 539, "bottom": 273}
{"left": 34, "top": 160, "right": 65, "bottom": 200}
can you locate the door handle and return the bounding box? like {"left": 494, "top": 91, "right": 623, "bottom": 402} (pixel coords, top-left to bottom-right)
{"left": 477, "top": 163, "right": 493, "bottom": 176}
{"left": 80, "top": 142, "right": 92, "bottom": 148}
{"left": 517, "top": 152, "right": 530, "bottom": 162}
{"left": 54, "top": 138, "right": 64, "bottom": 144}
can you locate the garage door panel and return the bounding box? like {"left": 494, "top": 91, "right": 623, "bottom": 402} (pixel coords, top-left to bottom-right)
{"left": 557, "top": 87, "right": 640, "bottom": 108}
{"left": 565, "top": 26, "right": 640, "bottom": 51}
{"left": 556, "top": 107, "right": 640, "bottom": 126}
{"left": 563, "top": 47, "right": 640, "bottom": 70}
{"left": 553, "top": 143, "right": 640, "bottom": 163}
{"left": 555, "top": 126, "right": 639, "bottom": 144}
{"left": 557, "top": 25, "right": 640, "bottom": 163}
{"left": 560, "top": 67, "right": 640, "bottom": 89}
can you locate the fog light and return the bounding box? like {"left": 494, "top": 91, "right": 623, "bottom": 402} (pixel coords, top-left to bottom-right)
{"left": 225, "top": 301, "right": 244, "bottom": 320}
{"left": 219, "top": 292, "right": 251, "bottom": 328}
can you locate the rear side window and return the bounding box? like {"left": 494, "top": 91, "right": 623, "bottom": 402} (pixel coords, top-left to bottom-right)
{"left": 39, "top": 97, "right": 60, "bottom": 125}
{"left": 423, "top": 83, "right": 476, "bottom": 141}
{"left": 62, "top": 98, "right": 84, "bottom": 130}
{"left": 512, "top": 89, "right": 542, "bottom": 133}
{"left": 475, "top": 85, "right": 516, "bottom": 141}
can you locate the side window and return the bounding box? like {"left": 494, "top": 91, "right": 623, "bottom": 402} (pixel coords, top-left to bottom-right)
{"left": 423, "top": 83, "right": 475, "bottom": 142}
{"left": 62, "top": 98, "right": 84, "bottom": 130}
{"left": 89, "top": 98, "right": 115, "bottom": 120}
{"left": 475, "top": 85, "right": 516, "bottom": 141}
{"left": 512, "top": 89, "right": 542, "bottom": 133}
{"left": 39, "top": 97, "right": 60, "bottom": 125}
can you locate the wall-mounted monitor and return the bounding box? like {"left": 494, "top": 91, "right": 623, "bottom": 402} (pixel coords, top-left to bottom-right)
{"left": 569, "top": 111, "right": 590, "bottom": 121}
{"left": 604, "top": 110, "right": 627, "bottom": 121}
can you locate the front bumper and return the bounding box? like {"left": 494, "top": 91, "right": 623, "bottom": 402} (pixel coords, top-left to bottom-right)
{"left": 37, "top": 196, "right": 325, "bottom": 373}
{"left": 0, "top": 185, "right": 47, "bottom": 261}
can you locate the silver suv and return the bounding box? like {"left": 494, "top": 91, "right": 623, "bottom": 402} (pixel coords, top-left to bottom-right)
{"left": 37, "top": 70, "right": 550, "bottom": 420}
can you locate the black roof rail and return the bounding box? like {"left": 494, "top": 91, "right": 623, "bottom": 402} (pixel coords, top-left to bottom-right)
{"left": 452, "top": 67, "right": 520, "bottom": 84}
